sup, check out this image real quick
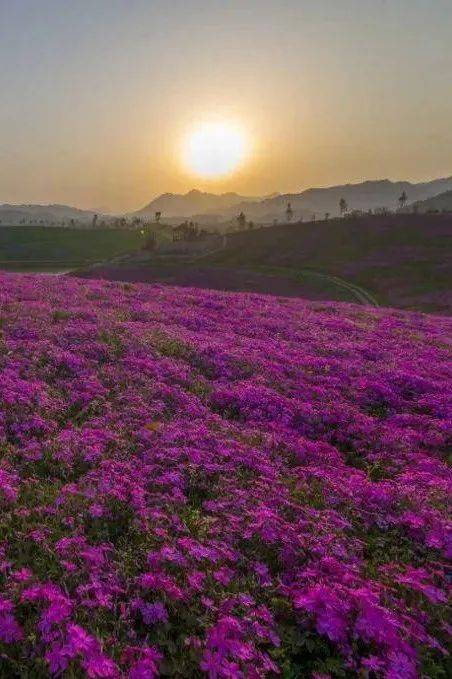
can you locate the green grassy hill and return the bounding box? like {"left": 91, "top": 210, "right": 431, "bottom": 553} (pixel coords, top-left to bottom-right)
{"left": 413, "top": 190, "right": 452, "bottom": 213}
{"left": 204, "top": 213, "right": 452, "bottom": 313}
{"left": 0, "top": 226, "right": 150, "bottom": 270}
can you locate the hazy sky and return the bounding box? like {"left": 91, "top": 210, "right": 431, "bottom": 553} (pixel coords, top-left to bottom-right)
{"left": 1, "top": 0, "right": 451, "bottom": 212}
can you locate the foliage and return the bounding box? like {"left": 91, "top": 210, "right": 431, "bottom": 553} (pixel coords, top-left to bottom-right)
{"left": 0, "top": 274, "right": 450, "bottom": 677}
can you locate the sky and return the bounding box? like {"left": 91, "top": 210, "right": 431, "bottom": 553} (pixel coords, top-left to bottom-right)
{"left": 1, "top": 0, "right": 451, "bottom": 213}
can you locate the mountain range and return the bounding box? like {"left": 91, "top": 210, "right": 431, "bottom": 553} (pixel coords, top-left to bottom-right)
{"left": 132, "top": 189, "right": 276, "bottom": 221}
{"left": 133, "top": 176, "right": 452, "bottom": 225}
{"left": 1, "top": 175, "right": 452, "bottom": 227}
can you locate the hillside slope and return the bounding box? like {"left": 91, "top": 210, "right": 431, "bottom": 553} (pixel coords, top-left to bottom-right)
{"left": 205, "top": 213, "right": 452, "bottom": 313}
{"left": 0, "top": 203, "right": 100, "bottom": 225}
{"left": 0, "top": 226, "right": 149, "bottom": 269}
{"left": 0, "top": 274, "right": 450, "bottom": 677}
{"left": 413, "top": 190, "right": 452, "bottom": 213}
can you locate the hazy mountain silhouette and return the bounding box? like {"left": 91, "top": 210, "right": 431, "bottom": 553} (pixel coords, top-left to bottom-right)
{"left": 217, "top": 177, "right": 452, "bottom": 223}
{"left": 412, "top": 190, "right": 452, "bottom": 213}
{"left": 3, "top": 176, "right": 452, "bottom": 226}
{"left": 133, "top": 189, "right": 277, "bottom": 220}
{"left": 0, "top": 204, "right": 99, "bottom": 224}
{"left": 133, "top": 177, "right": 452, "bottom": 224}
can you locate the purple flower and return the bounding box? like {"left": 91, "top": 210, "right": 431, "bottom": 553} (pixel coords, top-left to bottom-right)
{"left": 0, "top": 599, "right": 23, "bottom": 643}
{"left": 140, "top": 602, "right": 168, "bottom": 626}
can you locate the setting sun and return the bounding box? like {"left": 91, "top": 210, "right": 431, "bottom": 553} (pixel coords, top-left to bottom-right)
{"left": 183, "top": 121, "right": 248, "bottom": 179}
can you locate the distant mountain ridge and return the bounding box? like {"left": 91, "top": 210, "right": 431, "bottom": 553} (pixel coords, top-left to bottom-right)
{"left": 216, "top": 176, "right": 452, "bottom": 223}
{"left": 0, "top": 203, "right": 99, "bottom": 225}
{"left": 133, "top": 176, "right": 452, "bottom": 225}
{"left": 133, "top": 189, "right": 272, "bottom": 220}
{"left": 2, "top": 175, "right": 452, "bottom": 226}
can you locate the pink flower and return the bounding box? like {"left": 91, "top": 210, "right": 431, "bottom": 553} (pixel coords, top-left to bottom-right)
{"left": 66, "top": 624, "right": 98, "bottom": 655}
{"left": 126, "top": 646, "right": 162, "bottom": 679}
{"left": 213, "top": 567, "right": 234, "bottom": 587}
{"left": 188, "top": 570, "right": 206, "bottom": 591}
{"left": 0, "top": 599, "right": 23, "bottom": 643}
{"left": 89, "top": 503, "right": 104, "bottom": 518}
{"left": 293, "top": 585, "right": 349, "bottom": 643}
{"left": 83, "top": 653, "right": 119, "bottom": 678}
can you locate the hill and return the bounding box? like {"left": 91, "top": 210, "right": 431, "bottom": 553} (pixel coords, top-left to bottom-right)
{"left": 133, "top": 189, "right": 267, "bottom": 221}
{"left": 413, "top": 189, "right": 452, "bottom": 213}
{"left": 0, "top": 226, "right": 149, "bottom": 270}
{"left": 205, "top": 213, "right": 452, "bottom": 314}
{"left": 0, "top": 273, "right": 450, "bottom": 677}
{"left": 0, "top": 203, "right": 101, "bottom": 225}
{"left": 75, "top": 213, "right": 452, "bottom": 314}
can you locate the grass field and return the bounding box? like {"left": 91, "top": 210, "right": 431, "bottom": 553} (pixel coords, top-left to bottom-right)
{"left": 75, "top": 261, "right": 366, "bottom": 303}
{"left": 203, "top": 213, "right": 452, "bottom": 314}
{"left": 2, "top": 217, "right": 450, "bottom": 314}
{"left": 0, "top": 226, "right": 150, "bottom": 269}
{"left": 75, "top": 214, "right": 451, "bottom": 314}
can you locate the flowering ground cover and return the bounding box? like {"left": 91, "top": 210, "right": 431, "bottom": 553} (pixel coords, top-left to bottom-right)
{"left": 0, "top": 273, "right": 450, "bottom": 678}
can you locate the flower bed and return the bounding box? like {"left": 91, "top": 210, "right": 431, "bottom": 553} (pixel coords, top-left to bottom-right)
{"left": 0, "top": 274, "right": 450, "bottom": 677}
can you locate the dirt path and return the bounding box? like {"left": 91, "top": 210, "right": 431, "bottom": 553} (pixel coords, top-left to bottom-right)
{"left": 299, "top": 270, "right": 379, "bottom": 306}
{"left": 186, "top": 234, "right": 379, "bottom": 306}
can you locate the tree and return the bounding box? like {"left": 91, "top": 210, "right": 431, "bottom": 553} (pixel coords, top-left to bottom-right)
{"left": 399, "top": 191, "right": 408, "bottom": 210}
{"left": 155, "top": 211, "right": 162, "bottom": 223}
{"left": 248, "top": 221, "right": 255, "bottom": 230}
{"left": 339, "top": 198, "right": 348, "bottom": 216}
{"left": 237, "top": 212, "right": 246, "bottom": 230}
{"left": 286, "top": 202, "right": 293, "bottom": 222}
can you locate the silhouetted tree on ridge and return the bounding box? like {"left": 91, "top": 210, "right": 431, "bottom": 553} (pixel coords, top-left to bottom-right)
{"left": 399, "top": 191, "right": 408, "bottom": 210}
{"left": 237, "top": 212, "right": 246, "bottom": 230}
{"left": 339, "top": 198, "right": 348, "bottom": 216}
{"left": 286, "top": 202, "right": 293, "bottom": 222}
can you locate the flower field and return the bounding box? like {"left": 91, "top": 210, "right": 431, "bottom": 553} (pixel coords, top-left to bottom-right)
{"left": 0, "top": 273, "right": 450, "bottom": 678}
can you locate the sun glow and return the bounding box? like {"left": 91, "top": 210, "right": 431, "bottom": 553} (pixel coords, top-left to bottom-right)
{"left": 183, "top": 121, "right": 248, "bottom": 178}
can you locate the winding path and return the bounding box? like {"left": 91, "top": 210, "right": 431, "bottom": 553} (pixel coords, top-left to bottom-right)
{"left": 192, "top": 236, "right": 379, "bottom": 307}
{"left": 298, "top": 270, "right": 379, "bottom": 307}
